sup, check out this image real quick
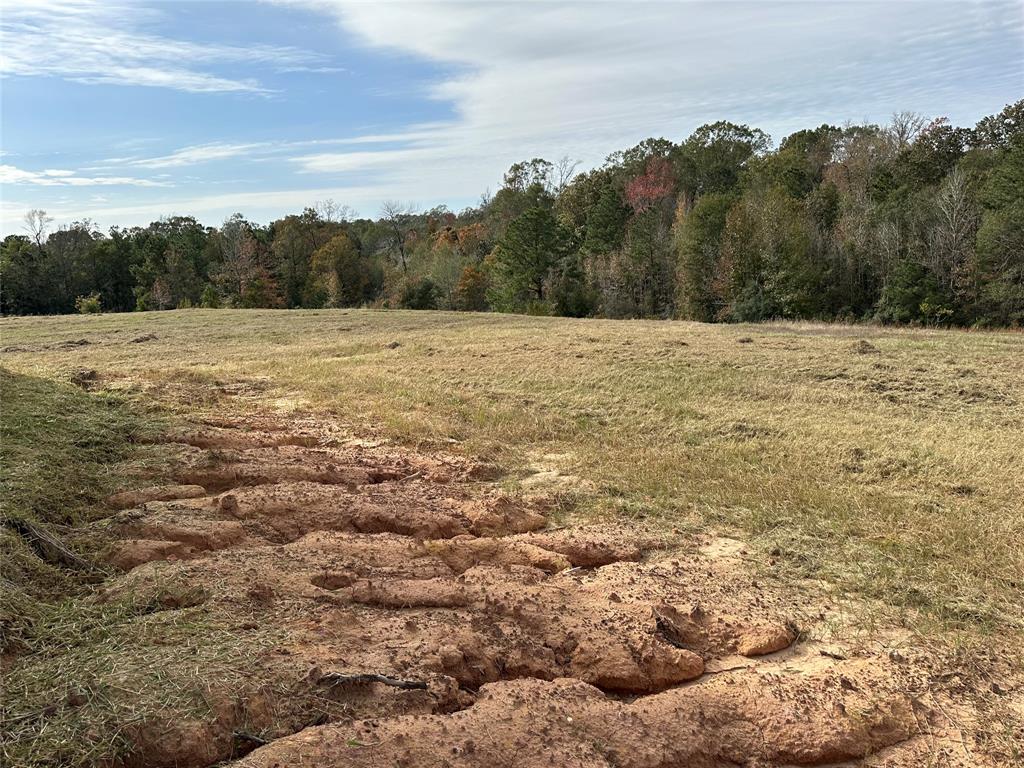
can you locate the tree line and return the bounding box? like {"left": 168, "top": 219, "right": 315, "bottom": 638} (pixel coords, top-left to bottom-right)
{"left": 2, "top": 100, "right": 1021, "bottom": 326}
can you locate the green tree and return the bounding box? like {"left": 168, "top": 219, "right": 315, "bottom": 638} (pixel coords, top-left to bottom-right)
{"left": 718, "top": 188, "right": 820, "bottom": 320}
{"left": 0, "top": 235, "right": 48, "bottom": 314}
{"left": 896, "top": 117, "right": 970, "bottom": 187}
{"left": 762, "top": 125, "right": 840, "bottom": 199}
{"left": 550, "top": 254, "right": 596, "bottom": 317}
{"left": 678, "top": 121, "right": 771, "bottom": 196}
{"left": 970, "top": 132, "right": 1024, "bottom": 324}
{"left": 980, "top": 134, "right": 1024, "bottom": 211}
{"left": 973, "top": 202, "right": 1024, "bottom": 325}
{"left": 877, "top": 260, "right": 953, "bottom": 324}
{"left": 582, "top": 185, "right": 629, "bottom": 255}
{"left": 399, "top": 277, "right": 439, "bottom": 310}
{"left": 199, "top": 284, "right": 220, "bottom": 308}
{"left": 490, "top": 205, "right": 568, "bottom": 311}
{"left": 88, "top": 233, "right": 138, "bottom": 313}
{"left": 674, "top": 193, "right": 733, "bottom": 320}
{"left": 271, "top": 212, "right": 330, "bottom": 307}
{"left": 973, "top": 99, "right": 1024, "bottom": 150}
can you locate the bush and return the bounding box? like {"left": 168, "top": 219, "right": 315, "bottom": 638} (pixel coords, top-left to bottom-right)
{"left": 550, "top": 257, "right": 597, "bottom": 317}
{"left": 74, "top": 293, "right": 102, "bottom": 314}
{"left": 453, "top": 265, "right": 490, "bottom": 311}
{"left": 876, "top": 261, "right": 953, "bottom": 325}
{"left": 728, "top": 282, "right": 777, "bottom": 322}
{"left": 239, "top": 275, "right": 283, "bottom": 309}
{"left": 199, "top": 284, "right": 220, "bottom": 309}
{"left": 524, "top": 299, "right": 551, "bottom": 316}
{"left": 399, "top": 277, "right": 439, "bottom": 310}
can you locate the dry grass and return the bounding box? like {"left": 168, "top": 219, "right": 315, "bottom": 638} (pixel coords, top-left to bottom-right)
{"left": 2, "top": 309, "right": 1022, "bottom": 636}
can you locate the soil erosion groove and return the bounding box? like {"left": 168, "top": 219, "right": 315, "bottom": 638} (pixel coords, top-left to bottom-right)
{"left": 99, "top": 417, "right": 919, "bottom": 767}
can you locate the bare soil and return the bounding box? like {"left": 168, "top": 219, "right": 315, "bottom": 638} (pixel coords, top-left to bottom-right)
{"left": 94, "top": 416, "right": 1019, "bottom": 767}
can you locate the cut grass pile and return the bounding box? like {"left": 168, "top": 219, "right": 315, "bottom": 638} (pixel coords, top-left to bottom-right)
{"left": 0, "top": 368, "right": 170, "bottom": 650}
{"left": 0, "top": 369, "right": 278, "bottom": 768}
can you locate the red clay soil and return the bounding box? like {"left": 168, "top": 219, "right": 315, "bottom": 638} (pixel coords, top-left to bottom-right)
{"left": 91, "top": 418, "right": 1013, "bottom": 767}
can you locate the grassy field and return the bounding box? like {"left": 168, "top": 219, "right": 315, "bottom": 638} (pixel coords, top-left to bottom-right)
{"left": 2, "top": 308, "right": 1022, "bottom": 638}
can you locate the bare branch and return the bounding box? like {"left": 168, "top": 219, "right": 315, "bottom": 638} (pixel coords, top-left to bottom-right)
{"left": 313, "top": 199, "right": 355, "bottom": 223}
{"left": 886, "top": 111, "right": 926, "bottom": 151}
{"left": 23, "top": 209, "right": 53, "bottom": 252}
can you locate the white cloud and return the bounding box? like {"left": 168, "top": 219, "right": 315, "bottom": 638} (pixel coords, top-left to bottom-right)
{"left": 127, "top": 143, "right": 271, "bottom": 169}
{"left": 0, "top": 0, "right": 330, "bottom": 94}
{"left": 0, "top": 183, "right": 394, "bottom": 232}
{"left": 293, "top": 147, "right": 430, "bottom": 174}
{"left": 3, "top": 1, "right": 1021, "bottom": 232}
{"left": 104, "top": 128, "right": 453, "bottom": 170}
{"left": 0, "top": 164, "right": 168, "bottom": 187}
{"left": 276, "top": 0, "right": 1024, "bottom": 205}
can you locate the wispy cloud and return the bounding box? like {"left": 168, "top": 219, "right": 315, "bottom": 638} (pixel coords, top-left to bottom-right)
{"left": 102, "top": 127, "right": 454, "bottom": 170}
{"left": 277, "top": 0, "right": 1024, "bottom": 206}
{"left": 2, "top": 1, "right": 1021, "bottom": 232}
{"left": 126, "top": 143, "right": 271, "bottom": 169}
{"left": 0, "top": 0, "right": 332, "bottom": 94}
{"left": 0, "top": 164, "right": 168, "bottom": 187}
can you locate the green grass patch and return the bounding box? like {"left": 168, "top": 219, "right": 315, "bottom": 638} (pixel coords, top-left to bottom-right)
{"left": 1, "top": 367, "right": 169, "bottom": 652}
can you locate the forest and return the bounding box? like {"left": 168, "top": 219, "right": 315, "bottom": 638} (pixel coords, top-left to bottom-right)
{"left": 2, "top": 100, "right": 1021, "bottom": 326}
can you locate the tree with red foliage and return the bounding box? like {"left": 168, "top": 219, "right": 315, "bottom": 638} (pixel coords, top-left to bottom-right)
{"left": 624, "top": 156, "right": 675, "bottom": 214}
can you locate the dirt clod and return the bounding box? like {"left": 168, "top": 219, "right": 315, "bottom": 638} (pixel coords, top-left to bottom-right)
{"left": 107, "top": 484, "right": 207, "bottom": 509}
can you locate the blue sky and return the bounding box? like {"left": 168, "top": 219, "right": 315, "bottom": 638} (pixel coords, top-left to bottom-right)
{"left": 1, "top": 0, "right": 1022, "bottom": 232}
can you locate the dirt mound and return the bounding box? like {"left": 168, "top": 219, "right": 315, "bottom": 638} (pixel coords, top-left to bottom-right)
{"left": 84, "top": 420, "right": 971, "bottom": 767}
{"left": 237, "top": 662, "right": 916, "bottom": 768}
{"left": 106, "top": 484, "right": 207, "bottom": 509}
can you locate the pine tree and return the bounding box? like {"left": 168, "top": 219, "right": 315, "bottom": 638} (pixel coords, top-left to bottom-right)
{"left": 492, "top": 205, "right": 568, "bottom": 308}
{"left": 583, "top": 185, "right": 628, "bottom": 255}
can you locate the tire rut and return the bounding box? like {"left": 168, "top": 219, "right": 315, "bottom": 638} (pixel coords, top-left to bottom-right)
{"left": 96, "top": 420, "right": 922, "bottom": 768}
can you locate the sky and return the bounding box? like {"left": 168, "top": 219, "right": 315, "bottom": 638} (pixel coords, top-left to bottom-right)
{"left": 0, "top": 0, "right": 1022, "bottom": 233}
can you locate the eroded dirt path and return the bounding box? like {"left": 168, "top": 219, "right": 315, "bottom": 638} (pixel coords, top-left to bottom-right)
{"left": 97, "top": 417, "right": 1003, "bottom": 767}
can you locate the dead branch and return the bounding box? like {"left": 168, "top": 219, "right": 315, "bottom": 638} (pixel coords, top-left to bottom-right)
{"left": 319, "top": 672, "right": 427, "bottom": 690}
{"left": 2, "top": 516, "right": 98, "bottom": 571}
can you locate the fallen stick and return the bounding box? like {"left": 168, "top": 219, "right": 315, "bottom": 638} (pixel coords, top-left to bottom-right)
{"left": 319, "top": 672, "right": 428, "bottom": 690}
{"left": 2, "top": 517, "right": 98, "bottom": 572}
{"left": 233, "top": 731, "right": 268, "bottom": 747}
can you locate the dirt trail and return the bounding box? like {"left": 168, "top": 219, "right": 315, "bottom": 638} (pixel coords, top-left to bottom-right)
{"left": 95, "top": 418, "right": 997, "bottom": 767}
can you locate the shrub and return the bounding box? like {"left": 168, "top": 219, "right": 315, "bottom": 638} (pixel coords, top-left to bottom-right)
{"left": 453, "top": 265, "right": 490, "bottom": 311}
{"left": 199, "top": 284, "right": 220, "bottom": 308}
{"left": 876, "top": 261, "right": 953, "bottom": 325}
{"left": 399, "top": 277, "right": 439, "bottom": 310}
{"left": 74, "top": 293, "right": 102, "bottom": 314}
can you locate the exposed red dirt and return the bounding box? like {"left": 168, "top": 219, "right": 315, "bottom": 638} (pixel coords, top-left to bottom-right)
{"left": 90, "top": 418, "right": 1014, "bottom": 767}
